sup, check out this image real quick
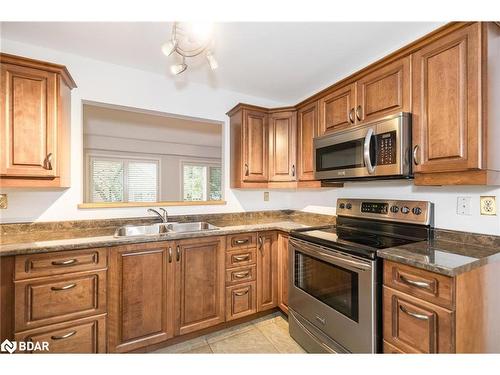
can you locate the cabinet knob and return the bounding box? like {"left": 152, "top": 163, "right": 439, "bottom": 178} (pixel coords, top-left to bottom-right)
{"left": 44, "top": 153, "right": 53, "bottom": 170}
{"left": 348, "top": 108, "right": 355, "bottom": 124}
{"left": 244, "top": 163, "right": 249, "bottom": 176}
{"left": 292, "top": 164, "right": 295, "bottom": 177}
{"left": 413, "top": 145, "right": 420, "bottom": 166}
{"left": 355, "top": 105, "right": 362, "bottom": 121}
{"left": 176, "top": 245, "right": 181, "bottom": 262}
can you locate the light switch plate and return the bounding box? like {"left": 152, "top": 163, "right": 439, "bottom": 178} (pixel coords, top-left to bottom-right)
{"left": 0, "top": 194, "right": 7, "bottom": 209}
{"left": 480, "top": 196, "right": 496, "bottom": 216}
{"left": 264, "top": 192, "right": 270, "bottom": 202}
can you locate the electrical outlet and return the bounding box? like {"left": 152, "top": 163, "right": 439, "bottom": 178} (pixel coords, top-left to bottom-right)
{"left": 480, "top": 196, "right": 496, "bottom": 216}
{"left": 457, "top": 196, "right": 472, "bottom": 215}
{"left": 263, "top": 192, "right": 270, "bottom": 202}
{"left": 0, "top": 194, "right": 7, "bottom": 209}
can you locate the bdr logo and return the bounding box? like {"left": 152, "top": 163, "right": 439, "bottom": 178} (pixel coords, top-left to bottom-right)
{"left": 1, "top": 339, "right": 49, "bottom": 353}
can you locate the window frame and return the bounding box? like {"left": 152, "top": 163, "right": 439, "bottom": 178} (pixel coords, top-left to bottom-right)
{"left": 85, "top": 152, "right": 161, "bottom": 203}
{"left": 180, "top": 160, "right": 222, "bottom": 202}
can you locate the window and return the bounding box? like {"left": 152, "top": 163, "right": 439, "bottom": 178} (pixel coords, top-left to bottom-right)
{"left": 88, "top": 156, "right": 159, "bottom": 203}
{"left": 182, "top": 163, "right": 222, "bottom": 201}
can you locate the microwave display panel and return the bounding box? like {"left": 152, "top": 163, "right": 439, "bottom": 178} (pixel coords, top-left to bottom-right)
{"left": 375, "top": 131, "right": 397, "bottom": 166}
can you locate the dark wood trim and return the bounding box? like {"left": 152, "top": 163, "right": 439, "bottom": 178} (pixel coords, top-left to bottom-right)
{"left": 0, "top": 256, "right": 15, "bottom": 341}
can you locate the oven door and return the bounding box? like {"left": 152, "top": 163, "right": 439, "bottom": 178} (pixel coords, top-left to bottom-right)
{"left": 289, "top": 238, "right": 377, "bottom": 353}
{"left": 313, "top": 113, "right": 411, "bottom": 180}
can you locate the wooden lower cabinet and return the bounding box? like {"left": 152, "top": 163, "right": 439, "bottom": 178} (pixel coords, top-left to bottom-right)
{"left": 15, "top": 315, "right": 106, "bottom": 353}
{"left": 257, "top": 231, "right": 278, "bottom": 312}
{"left": 383, "top": 286, "right": 453, "bottom": 353}
{"left": 108, "top": 242, "right": 174, "bottom": 353}
{"left": 277, "top": 233, "right": 289, "bottom": 314}
{"left": 226, "top": 282, "right": 257, "bottom": 321}
{"left": 174, "top": 237, "right": 226, "bottom": 336}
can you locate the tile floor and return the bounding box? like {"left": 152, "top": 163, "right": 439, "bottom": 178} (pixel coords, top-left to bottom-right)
{"left": 153, "top": 312, "right": 305, "bottom": 354}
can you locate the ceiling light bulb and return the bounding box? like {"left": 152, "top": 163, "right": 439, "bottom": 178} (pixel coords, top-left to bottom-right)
{"left": 161, "top": 39, "right": 177, "bottom": 56}
{"left": 170, "top": 62, "right": 187, "bottom": 75}
{"left": 189, "top": 22, "right": 214, "bottom": 43}
{"left": 206, "top": 51, "right": 218, "bottom": 70}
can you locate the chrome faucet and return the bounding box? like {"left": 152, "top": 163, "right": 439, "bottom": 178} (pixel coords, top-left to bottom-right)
{"left": 147, "top": 208, "right": 168, "bottom": 223}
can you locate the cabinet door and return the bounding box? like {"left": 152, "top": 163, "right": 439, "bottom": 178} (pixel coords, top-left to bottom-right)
{"left": 277, "top": 233, "right": 289, "bottom": 314}
{"left": 383, "top": 287, "right": 454, "bottom": 353}
{"left": 269, "top": 111, "right": 297, "bottom": 181}
{"left": 175, "top": 237, "right": 225, "bottom": 335}
{"left": 0, "top": 63, "right": 58, "bottom": 178}
{"left": 412, "top": 24, "right": 481, "bottom": 173}
{"left": 257, "top": 232, "right": 278, "bottom": 311}
{"left": 243, "top": 109, "right": 268, "bottom": 182}
{"left": 108, "top": 242, "right": 174, "bottom": 353}
{"left": 297, "top": 101, "right": 319, "bottom": 181}
{"left": 356, "top": 56, "right": 411, "bottom": 124}
{"left": 226, "top": 282, "right": 257, "bottom": 321}
{"left": 318, "top": 83, "right": 355, "bottom": 135}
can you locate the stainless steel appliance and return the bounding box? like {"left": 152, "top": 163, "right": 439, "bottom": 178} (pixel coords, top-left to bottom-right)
{"left": 288, "top": 198, "right": 433, "bottom": 353}
{"left": 314, "top": 113, "right": 412, "bottom": 181}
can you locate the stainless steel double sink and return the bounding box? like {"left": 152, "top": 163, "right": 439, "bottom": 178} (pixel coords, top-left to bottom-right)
{"left": 114, "top": 222, "right": 219, "bottom": 238}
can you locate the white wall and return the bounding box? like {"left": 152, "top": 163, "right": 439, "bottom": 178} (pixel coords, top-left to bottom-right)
{"left": 0, "top": 39, "right": 499, "bottom": 236}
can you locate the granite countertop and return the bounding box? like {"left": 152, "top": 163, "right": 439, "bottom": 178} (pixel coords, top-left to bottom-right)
{"left": 377, "top": 238, "right": 500, "bottom": 277}
{"left": 0, "top": 221, "right": 313, "bottom": 257}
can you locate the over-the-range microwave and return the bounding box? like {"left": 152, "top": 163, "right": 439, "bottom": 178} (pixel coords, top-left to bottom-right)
{"left": 314, "top": 112, "right": 413, "bottom": 181}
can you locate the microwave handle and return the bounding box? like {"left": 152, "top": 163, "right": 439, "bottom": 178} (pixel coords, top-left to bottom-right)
{"left": 363, "top": 128, "right": 375, "bottom": 174}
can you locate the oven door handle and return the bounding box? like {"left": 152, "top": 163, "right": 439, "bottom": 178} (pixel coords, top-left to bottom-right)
{"left": 290, "top": 238, "right": 371, "bottom": 272}
{"left": 363, "top": 128, "right": 376, "bottom": 174}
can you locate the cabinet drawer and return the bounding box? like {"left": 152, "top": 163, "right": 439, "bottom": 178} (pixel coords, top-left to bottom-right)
{"left": 226, "top": 264, "right": 256, "bottom": 285}
{"left": 384, "top": 260, "right": 454, "bottom": 309}
{"left": 15, "top": 270, "right": 107, "bottom": 331}
{"left": 225, "top": 248, "right": 257, "bottom": 268}
{"left": 383, "top": 286, "right": 454, "bottom": 353}
{"left": 226, "top": 282, "right": 257, "bottom": 321}
{"left": 15, "top": 315, "right": 106, "bottom": 353}
{"left": 226, "top": 233, "right": 257, "bottom": 251}
{"left": 15, "top": 248, "right": 108, "bottom": 280}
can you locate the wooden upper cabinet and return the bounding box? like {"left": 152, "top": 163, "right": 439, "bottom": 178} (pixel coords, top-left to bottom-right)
{"left": 0, "top": 53, "right": 76, "bottom": 187}
{"left": 257, "top": 231, "right": 278, "bottom": 312}
{"left": 356, "top": 56, "right": 411, "bottom": 124}
{"left": 108, "top": 242, "right": 174, "bottom": 353}
{"left": 297, "top": 101, "right": 319, "bottom": 181}
{"left": 268, "top": 110, "right": 297, "bottom": 182}
{"left": 243, "top": 109, "right": 268, "bottom": 182}
{"left": 174, "top": 236, "right": 225, "bottom": 336}
{"left": 318, "top": 83, "right": 355, "bottom": 135}
{"left": 412, "top": 23, "right": 481, "bottom": 174}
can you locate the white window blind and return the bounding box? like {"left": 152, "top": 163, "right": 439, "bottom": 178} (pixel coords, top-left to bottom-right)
{"left": 182, "top": 163, "right": 222, "bottom": 201}
{"left": 89, "top": 156, "right": 159, "bottom": 203}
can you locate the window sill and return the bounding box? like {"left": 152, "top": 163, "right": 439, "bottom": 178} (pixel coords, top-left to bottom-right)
{"left": 77, "top": 200, "right": 227, "bottom": 209}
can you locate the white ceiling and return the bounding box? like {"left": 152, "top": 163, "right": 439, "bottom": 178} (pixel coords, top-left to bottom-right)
{"left": 1, "top": 22, "right": 444, "bottom": 103}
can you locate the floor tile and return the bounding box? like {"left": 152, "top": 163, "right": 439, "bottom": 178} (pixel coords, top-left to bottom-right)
{"left": 184, "top": 344, "right": 213, "bottom": 354}
{"left": 205, "top": 320, "right": 255, "bottom": 344}
{"left": 153, "top": 336, "right": 208, "bottom": 354}
{"left": 208, "top": 327, "right": 278, "bottom": 353}
{"left": 256, "top": 321, "right": 305, "bottom": 353}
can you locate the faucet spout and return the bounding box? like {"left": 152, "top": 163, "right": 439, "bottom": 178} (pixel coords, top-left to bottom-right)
{"left": 147, "top": 208, "right": 167, "bottom": 223}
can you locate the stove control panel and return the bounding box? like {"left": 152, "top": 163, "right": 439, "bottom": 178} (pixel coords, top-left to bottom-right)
{"left": 337, "top": 199, "right": 432, "bottom": 225}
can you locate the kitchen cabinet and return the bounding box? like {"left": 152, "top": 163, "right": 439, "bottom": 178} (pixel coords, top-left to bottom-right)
{"left": 0, "top": 53, "right": 76, "bottom": 188}
{"left": 383, "top": 260, "right": 500, "bottom": 353}
{"left": 277, "top": 233, "right": 289, "bottom": 314}
{"left": 228, "top": 103, "right": 323, "bottom": 188}
{"left": 226, "top": 282, "right": 257, "bottom": 321}
{"left": 174, "top": 236, "right": 226, "bottom": 335}
{"left": 318, "top": 83, "right": 356, "bottom": 134}
{"left": 257, "top": 231, "right": 278, "bottom": 312}
{"left": 269, "top": 110, "right": 297, "bottom": 182}
{"left": 297, "top": 101, "right": 319, "bottom": 181}
{"left": 356, "top": 56, "right": 410, "bottom": 124}
{"left": 108, "top": 242, "right": 174, "bottom": 353}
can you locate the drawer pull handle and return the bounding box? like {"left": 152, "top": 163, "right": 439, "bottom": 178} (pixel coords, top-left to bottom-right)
{"left": 51, "top": 331, "right": 76, "bottom": 340}
{"left": 44, "top": 153, "right": 53, "bottom": 170}
{"left": 234, "top": 271, "right": 250, "bottom": 279}
{"left": 399, "top": 275, "right": 431, "bottom": 289}
{"left": 176, "top": 245, "right": 181, "bottom": 262}
{"left": 399, "top": 305, "right": 430, "bottom": 321}
{"left": 234, "top": 239, "right": 249, "bottom": 245}
{"left": 234, "top": 289, "right": 249, "bottom": 297}
{"left": 51, "top": 283, "right": 77, "bottom": 291}
{"left": 168, "top": 247, "right": 173, "bottom": 263}
{"left": 233, "top": 255, "right": 250, "bottom": 262}
{"left": 315, "top": 315, "right": 326, "bottom": 325}
{"left": 51, "top": 259, "right": 77, "bottom": 266}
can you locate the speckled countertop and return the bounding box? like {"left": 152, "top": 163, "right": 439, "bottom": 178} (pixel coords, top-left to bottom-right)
{"left": 377, "top": 235, "right": 500, "bottom": 276}
{"left": 0, "top": 221, "right": 313, "bottom": 257}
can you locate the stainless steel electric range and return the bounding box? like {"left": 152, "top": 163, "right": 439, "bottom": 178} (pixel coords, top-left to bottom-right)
{"left": 288, "top": 198, "right": 433, "bottom": 353}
